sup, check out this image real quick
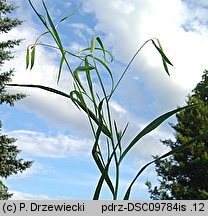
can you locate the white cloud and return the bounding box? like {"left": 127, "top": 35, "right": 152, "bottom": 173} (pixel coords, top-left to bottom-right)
{"left": 110, "top": 100, "right": 127, "bottom": 114}
{"left": 7, "top": 130, "right": 92, "bottom": 158}
{"left": 84, "top": 0, "right": 208, "bottom": 113}
{"left": 69, "top": 23, "right": 94, "bottom": 39}
{"left": 16, "top": 87, "right": 91, "bottom": 137}
{"left": 69, "top": 42, "right": 84, "bottom": 53}
{"left": 110, "top": 0, "right": 135, "bottom": 15}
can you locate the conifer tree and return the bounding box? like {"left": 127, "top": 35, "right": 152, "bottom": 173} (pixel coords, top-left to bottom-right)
{"left": 0, "top": 0, "right": 32, "bottom": 199}
{"left": 146, "top": 70, "right": 208, "bottom": 200}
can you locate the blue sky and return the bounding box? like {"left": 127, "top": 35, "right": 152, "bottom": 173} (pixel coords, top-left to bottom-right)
{"left": 1, "top": 0, "right": 208, "bottom": 200}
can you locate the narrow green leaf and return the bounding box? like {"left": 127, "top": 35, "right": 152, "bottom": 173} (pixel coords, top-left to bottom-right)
{"left": 86, "top": 70, "right": 93, "bottom": 95}
{"left": 57, "top": 4, "right": 82, "bottom": 27}
{"left": 73, "top": 64, "right": 95, "bottom": 96}
{"left": 57, "top": 51, "right": 66, "bottom": 84}
{"left": 92, "top": 151, "right": 115, "bottom": 200}
{"left": 26, "top": 46, "right": 30, "bottom": 69}
{"left": 94, "top": 56, "right": 114, "bottom": 91}
{"left": 158, "top": 132, "right": 208, "bottom": 159}
{"left": 38, "top": 15, "right": 47, "bottom": 27}
{"left": 73, "top": 71, "right": 86, "bottom": 93}
{"left": 91, "top": 36, "right": 100, "bottom": 54}
{"left": 114, "top": 121, "right": 122, "bottom": 153}
{"left": 28, "top": 0, "right": 47, "bottom": 26}
{"left": 42, "top": 1, "right": 62, "bottom": 47}
{"left": 90, "top": 36, "right": 111, "bottom": 63}
{"left": 82, "top": 54, "right": 114, "bottom": 94}
{"left": 157, "top": 39, "right": 171, "bottom": 76}
{"left": 121, "top": 123, "right": 129, "bottom": 139}
{"left": 69, "top": 91, "right": 81, "bottom": 110}
{"left": 84, "top": 57, "right": 97, "bottom": 115}
{"left": 124, "top": 189, "right": 131, "bottom": 200}
{"left": 75, "top": 66, "right": 95, "bottom": 72}
{"left": 85, "top": 58, "right": 93, "bottom": 92}
{"left": 152, "top": 39, "right": 173, "bottom": 66}
{"left": 92, "top": 100, "right": 115, "bottom": 199}
{"left": 30, "top": 46, "right": 36, "bottom": 70}
{"left": 157, "top": 40, "right": 170, "bottom": 60}
{"left": 120, "top": 105, "right": 196, "bottom": 163}
{"left": 151, "top": 39, "right": 173, "bottom": 76}
{"left": 162, "top": 58, "right": 170, "bottom": 76}
{"left": 7, "top": 84, "right": 111, "bottom": 137}
{"left": 93, "top": 137, "right": 122, "bottom": 200}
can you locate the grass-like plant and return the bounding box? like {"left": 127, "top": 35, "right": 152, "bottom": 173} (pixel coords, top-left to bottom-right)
{"left": 8, "top": 0, "right": 208, "bottom": 199}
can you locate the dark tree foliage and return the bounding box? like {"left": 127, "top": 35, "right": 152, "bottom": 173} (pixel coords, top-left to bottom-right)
{"left": 0, "top": 0, "right": 25, "bottom": 105}
{"left": 0, "top": 0, "right": 32, "bottom": 200}
{"left": 0, "top": 122, "right": 33, "bottom": 199}
{"left": 0, "top": 0, "right": 22, "bottom": 33}
{"left": 146, "top": 70, "right": 208, "bottom": 200}
{"left": 0, "top": 70, "right": 26, "bottom": 106}
{"left": 192, "top": 70, "right": 208, "bottom": 104}
{"left": 0, "top": 0, "right": 22, "bottom": 66}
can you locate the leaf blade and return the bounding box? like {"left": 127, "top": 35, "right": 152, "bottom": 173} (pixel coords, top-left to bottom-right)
{"left": 75, "top": 66, "right": 95, "bottom": 72}
{"left": 42, "top": 1, "right": 62, "bottom": 47}
{"left": 30, "top": 46, "right": 36, "bottom": 70}
{"left": 57, "top": 4, "right": 82, "bottom": 26}
{"left": 57, "top": 51, "right": 66, "bottom": 84}
{"left": 120, "top": 105, "right": 196, "bottom": 163}
{"left": 26, "top": 46, "right": 30, "bottom": 69}
{"left": 152, "top": 39, "right": 173, "bottom": 66}
{"left": 151, "top": 39, "right": 173, "bottom": 76}
{"left": 7, "top": 84, "right": 111, "bottom": 137}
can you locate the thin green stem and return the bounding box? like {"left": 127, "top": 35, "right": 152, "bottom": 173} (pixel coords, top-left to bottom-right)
{"left": 109, "top": 39, "right": 151, "bottom": 100}
{"left": 114, "top": 156, "right": 120, "bottom": 200}
{"left": 31, "top": 42, "right": 83, "bottom": 60}
{"left": 91, "top": 54, "right": 121, "bottom": 199}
